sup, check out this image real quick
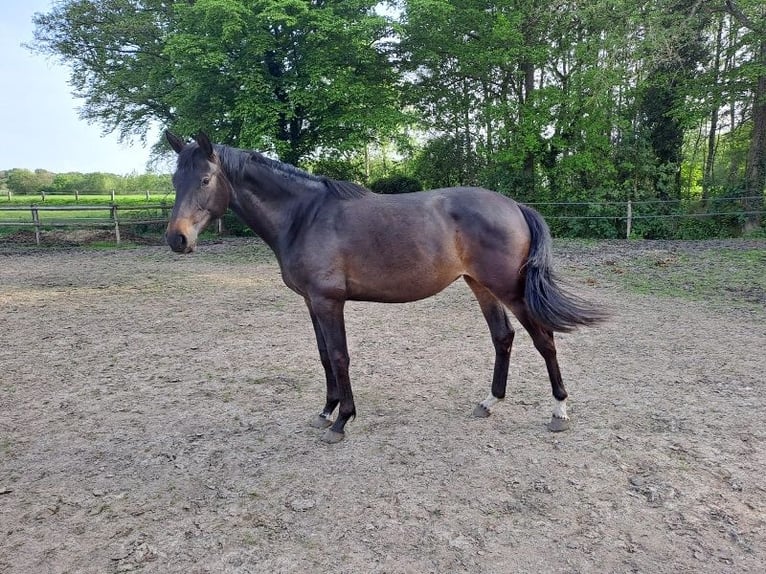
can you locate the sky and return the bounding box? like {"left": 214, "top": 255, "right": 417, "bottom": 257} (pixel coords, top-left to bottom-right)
{"left": 0, "top": 1, "right": 166, "bottom": 175}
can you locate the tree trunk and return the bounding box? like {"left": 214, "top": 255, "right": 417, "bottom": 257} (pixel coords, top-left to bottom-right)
{"left": 521, "top": 61, "right": 536, "bottom": 192}
{"left": 703, "top": 16, "right": 725, "bottom": 201}
{"left": 743, "top": 37, "right": 766, "bottom": 231}
{"left": 724, "top": 1, "right": 766, "bottom": 230}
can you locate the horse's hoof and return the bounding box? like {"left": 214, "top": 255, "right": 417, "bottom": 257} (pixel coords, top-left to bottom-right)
{"left": 309, "top": 414, "right": 332, "bottom": 429}
{"left": 548, "top": 417, "right": 570, "bottom": 432}
{"left": 473, "top": 403, "right": 491, "bottom": 418}
{"left": 321, "top": 429, "right": 345, "bottom": 444}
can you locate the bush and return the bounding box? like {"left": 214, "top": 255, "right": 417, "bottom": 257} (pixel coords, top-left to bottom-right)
{"left": 221, "top": 211, "right": 253, "bottom": 236}
{"left": 369, "top": 175, "right": 423, "bottom": 194}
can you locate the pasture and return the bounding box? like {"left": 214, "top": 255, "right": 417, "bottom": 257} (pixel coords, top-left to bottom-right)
{"left": 0, "top": 238, "right": 764, "bottom": 573}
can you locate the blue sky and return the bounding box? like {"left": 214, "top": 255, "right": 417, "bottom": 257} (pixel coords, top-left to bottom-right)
{"left": 0, "top": 1, "right": 164, "bottom": 174}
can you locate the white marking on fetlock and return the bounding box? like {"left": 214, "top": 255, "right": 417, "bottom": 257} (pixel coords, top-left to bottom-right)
{"left": 480, "top": 393, "right": 501, "bottom": 412}
{"left": 552, "top": 399, "right": 569, "bottom": 420}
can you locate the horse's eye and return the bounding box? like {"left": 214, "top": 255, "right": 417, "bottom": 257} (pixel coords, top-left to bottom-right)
{"left": 201, "top": 176, "right": 211, "bottom": 186}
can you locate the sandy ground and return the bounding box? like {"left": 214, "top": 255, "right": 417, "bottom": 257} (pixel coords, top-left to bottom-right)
{"left": 0, "top": 238, "right": 764, "bottom": 573}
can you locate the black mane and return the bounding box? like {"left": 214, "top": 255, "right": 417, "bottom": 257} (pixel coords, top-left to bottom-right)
{"left": 324, "top": 179, "right": 370, "bottom": 200}
{"left": 214, "top": 144, "right": 370, "bottom": 200}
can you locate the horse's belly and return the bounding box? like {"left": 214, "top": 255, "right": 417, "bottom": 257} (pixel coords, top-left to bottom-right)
{"left": 345, "top": 259, "right": 462, "bottom": 303}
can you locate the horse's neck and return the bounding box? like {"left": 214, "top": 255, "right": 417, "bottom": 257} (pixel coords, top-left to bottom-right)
{"left": 228, "top": 165, "right": 314, "bottom": 252}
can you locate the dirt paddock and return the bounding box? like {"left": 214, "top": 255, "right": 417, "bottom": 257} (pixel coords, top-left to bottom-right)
{"left": 1, "top": 238, "right": 764, "bottom": 573}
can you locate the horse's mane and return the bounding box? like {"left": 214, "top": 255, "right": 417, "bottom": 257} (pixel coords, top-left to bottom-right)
{"left": 324, "top": 179, "right": 370, "bottom": 200}
{"left": 214, "top": 144, "right": 370, "bottom": 200}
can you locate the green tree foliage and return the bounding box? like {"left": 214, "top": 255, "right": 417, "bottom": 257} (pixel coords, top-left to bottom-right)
{"left": 398, "top": 0, "right": 764, "bottom": 236}
{"left": 32, "top": 0, "right": 404, "bottom": 165}
{"left": 722, "top": 0, "right": 766, "bottom": 229}
{"left": 31, "top": 1, "right": 174, "bottom": 142}
{"left": 411, "top": 134, "right": 480, "bottom": 189}
{"left": 400, "top": 0, "right": 640, "bottom": 217}
{"left": 5, "top": 169, "right": 55, "bottom": 194}
{"left": 4, "top": 169, "right": 171, "bottom": 195}
{"left": 28, "top": 0, "right": 765, "bottom": 236}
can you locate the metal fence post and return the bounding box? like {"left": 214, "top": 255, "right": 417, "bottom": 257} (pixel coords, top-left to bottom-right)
{"left": 626, "top": 200, "right": 632, "bottom": 239}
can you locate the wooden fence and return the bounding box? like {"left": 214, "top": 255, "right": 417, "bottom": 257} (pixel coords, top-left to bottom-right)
{"left": 0, "top": 204, "right": 172, "bottom": 245}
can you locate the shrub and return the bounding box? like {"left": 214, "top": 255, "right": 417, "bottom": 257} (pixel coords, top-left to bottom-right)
{"left": 369, "top": 175, "right": 423, "bottom": 195}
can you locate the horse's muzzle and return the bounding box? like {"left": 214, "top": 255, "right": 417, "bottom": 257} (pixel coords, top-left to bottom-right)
{"left": 166, "top": 230, "right": 194, "bottom": 253}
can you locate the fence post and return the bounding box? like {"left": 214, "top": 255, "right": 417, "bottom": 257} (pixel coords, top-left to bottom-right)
{"left": 216, "top": 218, "right": 222, "bottom": 234}
{"left": 145, "top": 189, "right": 150, "bottom": 201}
{"left": 111, "top": 204, "right": 121, "bottom": 244}
{"left": 75, "top": 189, "right": 79, "bottom": 202}
{"left": 31, "top": 205, "right": 41, "bottom": 245}
{"left": 111, "top": 189, "right": 116, "bottom": 202}
{"left": 6, "top": 189, "right": 10, "bottom": 200}
{"left": 626, "top": 200, "right": 632, "bottom": 239}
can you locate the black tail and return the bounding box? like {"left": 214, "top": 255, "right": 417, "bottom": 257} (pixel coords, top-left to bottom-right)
{"left": 518, "top": 203, "right": 607, "bottom": 332}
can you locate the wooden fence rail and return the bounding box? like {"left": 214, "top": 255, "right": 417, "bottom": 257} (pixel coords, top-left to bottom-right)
{"left": 0, "top": 204, "right": 172, "bottom": 245}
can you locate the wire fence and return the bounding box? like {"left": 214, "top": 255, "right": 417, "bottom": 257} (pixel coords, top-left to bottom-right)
{"left": 524, "top": 195, "right": 764, "bottom": 238}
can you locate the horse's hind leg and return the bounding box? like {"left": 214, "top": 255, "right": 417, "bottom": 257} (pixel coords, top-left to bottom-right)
{"left": 464, "top": 277, "right": 515, "bottom": 418}
{"left": 508, "top": 302, "right": 570, "bottom": 432}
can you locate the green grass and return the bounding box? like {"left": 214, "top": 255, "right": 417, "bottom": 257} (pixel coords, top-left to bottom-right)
{"left": 575, "top": 243, "right": 766, "bottom": 312}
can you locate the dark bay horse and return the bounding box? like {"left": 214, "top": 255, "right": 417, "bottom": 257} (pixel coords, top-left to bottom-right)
{"left": 165, "top": 131, "right": 606, "bottom": 443}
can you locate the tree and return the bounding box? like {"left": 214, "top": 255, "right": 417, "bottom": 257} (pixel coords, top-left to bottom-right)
{"left": 633, "top": 0, "right": 710, "bottom": 200}
{"left": 399, "top": 0, "right": 555, "bottom": 193}
{"left": 31, "top": 0, "right": 175, "bottom": 142}
{"left": 412, "top": 134, "right": 480, "bottom": 189}
{"left": 723, "top": 0, "right": 766, "bottom": 230}
{"left": 6, "top": 169, "right": 51, "bottom": 195}
{"left": 31, "top": 0, "right": 404, "bottom": 165}
{"left": 399, "top": 0, "right": 641, "bottom": 204}
{"left": 51, "top": 173, "right": 88, "bottom": 194}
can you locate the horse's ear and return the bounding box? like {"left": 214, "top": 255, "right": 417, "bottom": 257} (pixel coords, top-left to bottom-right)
{"left": 196, "top": 131, "right": 215, "bottom": 160}
{"left": 165, "top": 130, "right": 186, "bottom": 154}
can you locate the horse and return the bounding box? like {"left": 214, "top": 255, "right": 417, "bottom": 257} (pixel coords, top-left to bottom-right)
{"left": 164, "top": 130, "right": 606, "bottom": 443}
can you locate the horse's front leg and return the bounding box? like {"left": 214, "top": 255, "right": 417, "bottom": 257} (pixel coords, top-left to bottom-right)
{"left": 306, "top": 302, "right": 339, "bottom": 429}
{"left": 306, "top": 297, "right": 355, "bottom": 443}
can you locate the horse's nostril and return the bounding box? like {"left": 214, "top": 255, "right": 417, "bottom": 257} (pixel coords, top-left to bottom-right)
{"left": 168, "top": 232, "right": 188, "bottom": 252}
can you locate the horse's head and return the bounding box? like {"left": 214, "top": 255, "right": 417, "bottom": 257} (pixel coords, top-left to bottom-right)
{"left": 165, "top": 130, "right": 232, "bottom": 253}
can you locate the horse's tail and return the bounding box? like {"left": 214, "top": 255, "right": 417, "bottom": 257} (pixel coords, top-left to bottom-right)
{"left": 518, "top": 203, "right": 607, "bottom": 332}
